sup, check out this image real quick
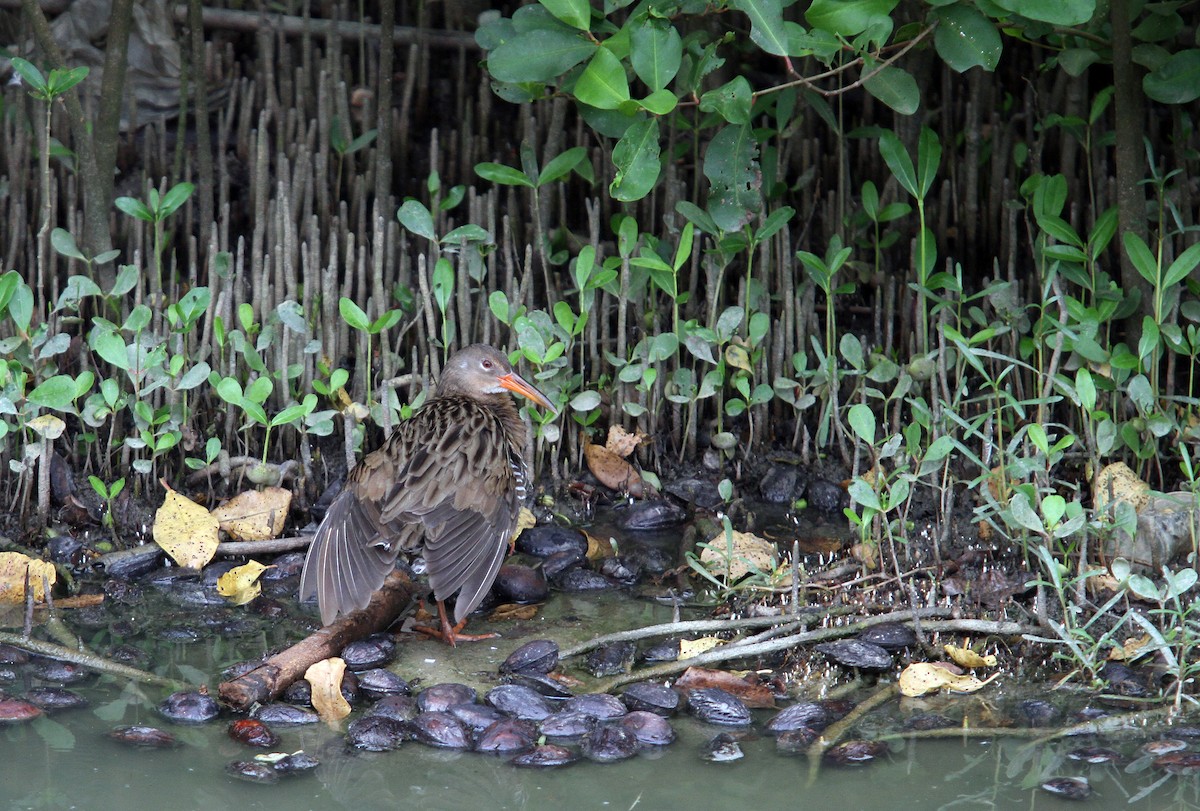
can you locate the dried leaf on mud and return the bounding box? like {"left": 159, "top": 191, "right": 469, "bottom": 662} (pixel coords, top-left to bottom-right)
{"left": 584, "top": 441, "right": 646, "bottom": 496}
{"left": 604, "top": 425, "right": 646, "bottom": 458}
{"left": 1092, "top": 461, "right": 1150, "bottom": 513}
{"left": 488, "top": 603, "right": 539, "bottom": 621}
{"left": 211, "top": 487, "right": 292, "bottom": 541}
{"left": 216, "top": 560, "right": 271, "bottom": 605}
{"left": 306, "top": 658, "right": 351, "bottom": 724}
{"left": 699, "top": 529, "right": 779, "bottom": 581}
{"left": 153, "top": 484, "right": 220, "bottom": 569}
{"left": 943, "top": 642, "right": 997, "bottom": 668}
{"left": 674, "top": 666, "right": 776, "bottom": 708}
{"left": 678, "top": 637, "right": 723, "bottom": 659}
{"left": 898, "top": 662, "right": 998, "bottom": 697}
{"left": 0, "top": 552, "right": 57, "bottom": 603}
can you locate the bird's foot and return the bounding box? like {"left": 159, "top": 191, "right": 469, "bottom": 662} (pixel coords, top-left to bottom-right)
{"left": 412, "top": 601, "right": 498, "bottom": 646}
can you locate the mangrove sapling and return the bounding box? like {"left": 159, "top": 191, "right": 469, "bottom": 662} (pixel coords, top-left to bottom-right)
{"left": 114, "top": 181, "right": 194, "bottom": 312}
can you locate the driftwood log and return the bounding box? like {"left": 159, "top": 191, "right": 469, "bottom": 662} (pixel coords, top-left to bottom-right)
{"left": 218, "top": 570, "right": 417, "bottom": 712}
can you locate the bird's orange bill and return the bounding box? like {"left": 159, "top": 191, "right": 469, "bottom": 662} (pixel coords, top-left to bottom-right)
{"left": 498, "top": 372, "right": 557, "bottom": 415}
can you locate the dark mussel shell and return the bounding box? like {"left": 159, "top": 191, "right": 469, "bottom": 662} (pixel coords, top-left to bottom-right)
{"left": 686, "top": 688, "right": 751, "bottom": 726}
{"left": 347, "top": 716, "right": 408, "bottom": 751}
{"left": 410, "top": 711, "right": 472, "bottom": 749}
{"left": 511, "top": 743, "right": 580, "bottom": 768}
{"left": 500, "top": 640, "right": 560, "bottom": 675}
{"left": 485, "top": 684, "right": 554, "bottom": 721}
{"left": 581, "top": 724, "right": 640, "bottom": 763}
{"left": 416, "top": 683, "right": 477, "bottom": 713}
{"left": 621, "top": 682, "right": 679, "bottom": 716}
{"left": 814, "top": 640, "right": 893, "bottom": 671}
{"left": 766, "top": 701, "right": 829, "bottom": 734}
{"left": 620, "top": 711, "right": 676, "bottom": 746}
{"left": 474, "top": 718, "right": 537, "bottom": 754}
{"left": 566, "top": 693, "right": 627, "bottom": 721}
{"left": 585, "top": 642, "right": 636, "bottom": 677}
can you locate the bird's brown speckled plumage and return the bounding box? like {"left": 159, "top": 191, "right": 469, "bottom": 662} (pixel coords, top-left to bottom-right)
{"left": 299, "top": 345, "right": 554, "bottom": 635}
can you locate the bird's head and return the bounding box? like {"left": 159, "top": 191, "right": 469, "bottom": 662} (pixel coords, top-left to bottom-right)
{"left": 438, "top": 344, "right": 557, "bottom": 414}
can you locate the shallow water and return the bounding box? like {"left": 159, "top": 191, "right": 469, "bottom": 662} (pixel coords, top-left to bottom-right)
{"left": 3, "top": 521, "right": 1199, "bottom": 810}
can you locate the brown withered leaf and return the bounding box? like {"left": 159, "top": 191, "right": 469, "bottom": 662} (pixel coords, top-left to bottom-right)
{"left": 674, "top": 666, "right": 776, "bottom": 708}
{"left": 584, "top": 441, "right": 645, "bottom": 495}
{"left": 604, "top": 425, "right": 646, "bottom": 458}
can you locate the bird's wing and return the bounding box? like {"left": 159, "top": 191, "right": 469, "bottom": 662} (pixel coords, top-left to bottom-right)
{"left": 298, "top": 488, "right": 407, "bottom": 625}
{"left": 377, "top": 398, "right": 523, "bottom": 621}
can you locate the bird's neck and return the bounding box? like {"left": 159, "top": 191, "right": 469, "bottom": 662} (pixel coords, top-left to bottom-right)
{"left": 489, "top": 394, "right": 528, "bottom": 448}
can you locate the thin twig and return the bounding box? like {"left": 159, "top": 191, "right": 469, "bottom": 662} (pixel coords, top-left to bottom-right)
{"left": 0, "top": 631, "right": 187, "bottom": 689}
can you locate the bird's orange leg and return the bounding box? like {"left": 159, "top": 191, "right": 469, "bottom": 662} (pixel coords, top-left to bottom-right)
{"left": 413, "top": 600, "right": 499, "bottom": 646}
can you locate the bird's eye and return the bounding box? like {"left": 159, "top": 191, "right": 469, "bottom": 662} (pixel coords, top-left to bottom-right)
{"left": 481, "top": 358, "right": 494, "bottom": 370}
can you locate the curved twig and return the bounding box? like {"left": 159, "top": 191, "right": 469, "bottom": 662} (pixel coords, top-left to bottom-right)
{"left": 0, "top": 631, "right": 186, "bottom": 690}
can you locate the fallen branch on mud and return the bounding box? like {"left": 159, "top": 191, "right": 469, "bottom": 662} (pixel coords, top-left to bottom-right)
{"left": 588, "top": 612, "right": 1030, "bottom": 693}
{"left": 218, "top": 570, "right": 417, "bottom": 712}
{"left": 0, "top": 631, "right": 185, "bottom": 690}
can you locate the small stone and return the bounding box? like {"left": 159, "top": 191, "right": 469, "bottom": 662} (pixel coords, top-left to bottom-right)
{"left": 158, "top": 691, "right": 219, "bottom": 724}
{"left": 805, "top": 479, "right": 847, "bottom": 512}
{"left": 516, "top": 526, "right": 589, "bottom": 558}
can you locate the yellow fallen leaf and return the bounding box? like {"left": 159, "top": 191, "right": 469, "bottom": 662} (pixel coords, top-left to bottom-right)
{"left": 27, "top": 414, "right": 66, "bottom": 440}
{"left": 211, "top": 487, "right": 292, "bottom": 541}
{"left": 0, "top": 552, "right": 57, "bottom": 603}
{"left": 512, "top": 507, "right": 536, "bottom": 541}
{"left": 1093, "top": 461, "right": 1150, "bottom": 513}
{"left": 1108, "top": 634, "right": 1153, "bottom": 662}
{"left": 216, "top": 560, "right": 272, "bottom": 606}
{"left": 584, "top": 530, "right": 615, "bottom": 561}
{"left": 898, "top": 662, "right": 998, "bottom": 697}
{"left": 700, "top": 529, "right": 778, "bottom": 581}
{"left": 725, "top": 342, "right": 752, "bottom": 373}
{"left": 679, "top": 637, "right": 723, "bottom": 659}
{"left": 944, "top": 643, "right": 997, "bottom": 668}
{"left": 153, "top": 485, "right": 221, "bottom": 569}
{"left": 306, "top": 658, "right": 351, "bottom": 724}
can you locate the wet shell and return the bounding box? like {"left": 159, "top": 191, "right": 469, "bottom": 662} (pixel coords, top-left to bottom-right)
{"left": 357, "top": 668, "right": 410, "bottom": 701}
{"left": 1015, "top": 699, "right": 1060, "bottom": 727}
{"left": 485, "top": 684, "right": 554, "bottom": 721}
{"left": 775, "top": 727, "right": 819, "bottom": 753}
{"left": 814, "top": 639, "right": 893, "bottom": 671}
{"left": 620, "top": 711, "right": 676, "bottom": 746}
{"left": 500, "top": 640, "right": 560, "bottom": 675}
{"left": 767, "top": 702, "right": 830, "bottom": 734}
{"left": 1067, "top": 747, "right": 1122, "bottom": 764}
{"left": 494, "top": 563, "right": 549, "bottom": 603}
{"left": 598, "top": 556, "right": 641, "bottom": 585}
{"left": 347, "top": 716, "right": 408, "bottom": 751}
{"left": 340, "top": 633, "right": 396, "bottom": 671}
{"left": 251, "top": 703, "right": 319, "bottom": 726}
{"left": 686, "top": 688, "right": 751, "bottom": 726}
{"left": 449, "top": 702, "right": 504, "bottom": 732}
{"left": 416, "top": 683, "right": 477, "bottom": 713}
{"left": 621, "top": 682, "right": 679, "bottom": 716}
{"left": 565, "top": 693, "right": 627, "bottom": 721}
{"left": 474, "top": 718, "right": 537, "bottom": 754}
{"left": 226, "top": 760, "right": 278, "bottom": 784}
{"left": 1040, "top": 776, "right": 1090, "bottom": 800}
{"left": 823, "top": 739, "right": 888, "bottom": 766}
{"left": 23, "top": 687, "right": 87, "bottom": 712}
{"left": 516, "top": 526, "right": 589, "bottom": 558}
{"left": 505, "top": 671, "right": 574, "bottom": 699}
{"left": 1154, "top": 751, "right": 1200, "bottom": 775}
{"left": 158, "top": 691, "right": 219, "bottom": 724}
{"left": 410, "top": 711, "right": 472, "bottom": 749}
{"left": 367, "top": 695, "right": 419, "bottom": 722}
{"left": 856, "top": 623, "right": 916, "bottom": 651}
{"left": 32, "top": 660, "right": 92, "bottom": 684}
{"left": 272, "top": 752, "right": 320, "bottom": 775}
{"left": 640, "top": 639, "right": 680, "bottom": 663}
{"left": 228, "top": 718, "right": 279, "bottom": 748}
{"left": 701, "top": 732, "right": 744, "bottom": 762}
{"left": 1142, "top": 739, "right": 1188, "bottom": 756}
{"left": 556, "top": 568, "right": 617, "bottom": 592}
{"left": 585, "top": 642, "right": 636, "bottom": 677}
{"left": 539, "top": 711, "right": 596, "bottom": 738}
{"left": 903, "top": 713, "right": 956, "bottom": 731}
{"left": 581, "top": 725, "right": 640, "bottom": 763}
{"left": 108, "top": 725, "right": 178, "bottom": 747}
{"left": 0, "top": 643, "right": 30, "bottom": 665}
{"left": 541, "top": 549, "right": 586, "bottom": 579}
{"left": 511, "top": 743, "right": 581, "bottom": 768}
